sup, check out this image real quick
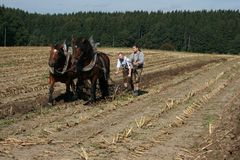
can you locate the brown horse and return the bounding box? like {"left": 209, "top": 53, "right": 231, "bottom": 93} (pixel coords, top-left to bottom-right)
{"left": 48, "top": 43, "right": 77, "bottom": 105}
{"left": 72, "top": 37, "right": 110, "bottom": 105}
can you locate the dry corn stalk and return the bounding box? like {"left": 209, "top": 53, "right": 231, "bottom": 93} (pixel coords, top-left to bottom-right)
{"left": 216, "top": 72, "right": 224, "bottom": 80}
{"left": 112, "top": 134, "right": 120, "bottom": 144}
{"left": 71, "top": 147, "right": 88, "bottom": 160}
{"left": 101, "top": 135, "right": 111, "bottom": 144}
{"left": 134, "top": 149, "right": 145, "bottom": 155}
{"left": 80, "top": 115, "right": 88, "bottom": 122}
{"left": 136, "top": 116, "right": 152, "bottom": 129}
{"left": 166, "top": 99, "right": 174, "bottom": 108}
{"left": 102, "top": 127, "right": 133, "bottom": 145}
{"left": 209, "top": 123, "right": 212, "bottom": 135}
{"left": 135, "top": 116, "right": 146, "bottom": 128}
{"left": 81, "top": 147, "right": 88, "bottom": 160}
{"left": 176, "top": 116, "right": 184, "bottom": 123}
{"left": 186, "top": 92, "right": 195, "bottom": 99}
{"left": 43, "top": 128, "right": 54, "bottom": 135}
{"left": 123, "top": 127, "right": 133, "bottom": 138}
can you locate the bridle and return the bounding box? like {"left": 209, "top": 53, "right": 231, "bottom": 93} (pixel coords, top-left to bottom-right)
{"left": 49, "top": 48, "right": 69, "bottom": 75}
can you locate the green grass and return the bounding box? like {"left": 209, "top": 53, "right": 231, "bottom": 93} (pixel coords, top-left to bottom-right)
{"left": 0, "top": 118, "right": 15, "bottom": 127}
{"left": 115, "top": 92, "right": 133, "bottom": 101}
{"left": 203, "top": 114, "right": 218, "bottom": 128}
{"left": 0, "top": 118, "right": 15, "bottom": 138}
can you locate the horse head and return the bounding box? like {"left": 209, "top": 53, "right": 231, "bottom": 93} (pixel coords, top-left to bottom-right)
{"left": 72, "top": 37, "right": 94, "bottom": 62}
{"left": 49, "top": 44, "right": 66, "bottom": 68}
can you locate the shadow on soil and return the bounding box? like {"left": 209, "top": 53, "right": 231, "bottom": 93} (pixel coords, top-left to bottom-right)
{"left": 138, "top": 90, "right": 148, "bottom": 96}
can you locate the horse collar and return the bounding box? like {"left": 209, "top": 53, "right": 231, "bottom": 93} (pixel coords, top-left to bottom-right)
{"left": 82, "top": 53, "right": 98, "bottom": 72}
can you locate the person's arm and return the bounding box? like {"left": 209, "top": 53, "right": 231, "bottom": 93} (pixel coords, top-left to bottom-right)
{"left": 137, "top": 52, "right": 144, "bottom": 65}
{"left": 130, "top": 53, "right": 138, "bottom": 66}
{"left": 115, "top": 59, "right": 121, "bottom": 74}
{"left": 128, "top": 53, "right": 133, "bottom": 64}
{"left": 128, "top": 68, "right": 132, "bottom": 77}
{"left": 132, "top": 52, "right": 144, "bottom": 67}
{"left": 126, "top": 58, "right": 132, "bottom": 77}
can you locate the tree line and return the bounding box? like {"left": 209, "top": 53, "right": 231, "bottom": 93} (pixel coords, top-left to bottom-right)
{"left": 0, "top": 5, "right": 240, "bottom": 54}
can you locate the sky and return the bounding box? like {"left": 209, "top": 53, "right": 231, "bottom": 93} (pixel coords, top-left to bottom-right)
{"left": 1, "top": 0, "right": 240, "bottom": 14}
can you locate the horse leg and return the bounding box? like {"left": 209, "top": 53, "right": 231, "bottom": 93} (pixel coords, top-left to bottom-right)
{"left": 48, "top": 76, "right": 55, "bottom": 106}
{"left": 70, "top": 80, "right": 78, "bottom": 100}
{"left": 65, "top": 81, "right": 72, "bottom": 102}
{"left": 76, "top": 77, "right": 84, "bottom": 99}
{"left": 104, "top": 78, "right": 109, "bottom": 97}
{"left": 84, "top": 77, "right": 97, "bottom": 105}
{"left": 99, "top": 76, "right": 109, "bottom": 99}
{"left": 91, "top": 77, "right": 98, "bottom": 102}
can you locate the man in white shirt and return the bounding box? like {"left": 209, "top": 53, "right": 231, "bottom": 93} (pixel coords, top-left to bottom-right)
{"left": 115, "top": 52, "right": 133, "bottom": 91}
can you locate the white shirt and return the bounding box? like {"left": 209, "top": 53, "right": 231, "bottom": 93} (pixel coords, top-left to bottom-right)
{"left": 116, "top": 56, "right": 132, "bottom": 69}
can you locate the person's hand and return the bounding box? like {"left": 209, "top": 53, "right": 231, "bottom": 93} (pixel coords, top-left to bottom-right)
{"left": 133, "top": 62, "right": 139, "bottom": 66}
{"left": 115, "top": 71, "right": 119, "bottom": 75}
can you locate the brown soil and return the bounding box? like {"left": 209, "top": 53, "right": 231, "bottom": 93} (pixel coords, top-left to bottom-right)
{"left": 0, "top": 47, "right": 239, "bottom": 160}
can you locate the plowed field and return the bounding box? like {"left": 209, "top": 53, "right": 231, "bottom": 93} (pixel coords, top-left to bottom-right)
{"left": 0, "top": 47, "right": 239, "bottom": 160}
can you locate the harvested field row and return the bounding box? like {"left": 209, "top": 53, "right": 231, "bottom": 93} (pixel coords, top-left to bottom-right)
{"left": 0, "top": 47, "right": 239, "bottom": 160}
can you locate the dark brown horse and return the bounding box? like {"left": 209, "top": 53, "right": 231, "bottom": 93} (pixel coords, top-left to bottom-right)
{"left": 48, "top": 43, "right": 77, "bottom": 105}
{"left": 72, "top": 37, "right": 110, "bottom": 105}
